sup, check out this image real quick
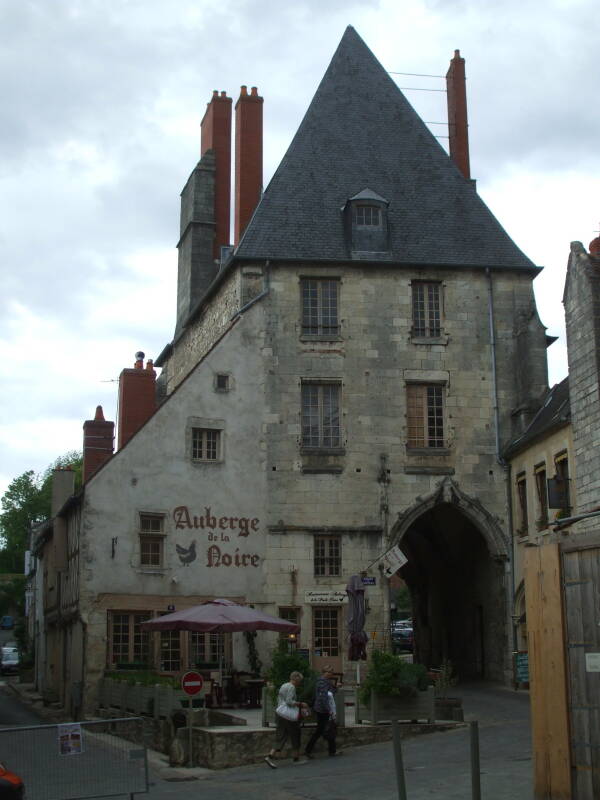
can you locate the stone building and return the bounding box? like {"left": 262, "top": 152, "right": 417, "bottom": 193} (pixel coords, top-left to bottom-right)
{"left": 32, "top": 27, "right": 551, "bottom": 715}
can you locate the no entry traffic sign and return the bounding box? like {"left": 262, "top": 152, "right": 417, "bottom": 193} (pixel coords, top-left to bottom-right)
{"left": 181, "top": 670, "right": 204, "bottom": 696}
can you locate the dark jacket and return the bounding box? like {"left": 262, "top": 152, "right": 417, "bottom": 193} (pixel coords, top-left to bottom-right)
{"left": 313, "top": 676, "right": 334, "bottom": 714}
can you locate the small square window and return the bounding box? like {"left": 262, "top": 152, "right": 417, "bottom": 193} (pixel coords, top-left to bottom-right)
{"left": 216, "top": 374, "right": 229, "bottom": 392}
{"left": 192, "top": 428, "right": 220, "bottom": 461}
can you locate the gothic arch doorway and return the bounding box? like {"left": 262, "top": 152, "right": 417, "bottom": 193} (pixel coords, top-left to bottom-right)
{"left": 391, "top": 478, "right": 509, "bottom": 681}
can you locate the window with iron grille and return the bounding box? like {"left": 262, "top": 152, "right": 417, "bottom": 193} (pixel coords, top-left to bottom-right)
{"left": 534, "top": 465, "right": 548, "bottom": 528}
{"left": 109, "top": 612, "right": 151, "bottom": 666}
{"left": 139, "top": 514, "right": 164, "bottom": 567}
{"left": 314, "top": 535, "right": 341, "bottom": 576}
{"left": 354, "top": 205, "right": 381, "bottom": 227}
{"left": 313, "top": 607, "right": 340, "bottom": 656}
{"left": 301, "top": 382, "right": 341, "bottom": 449}
{"left": 406, "top": 384, "right": 445, "bottom": 448}
{"left": 301, "top": 279, "right": 340, "bottom": 337}
{"left": 412, "top": 282, "right": 442, "bottom": 338}
{"left": 191, "top": 428, "right": 220, "bottom": 461}
{"left": 516, "top": 474, "right": 528, "bottom": 535}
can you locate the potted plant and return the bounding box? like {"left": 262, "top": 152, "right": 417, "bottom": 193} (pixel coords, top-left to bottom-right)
{"left": 356, "top": 651, "right": 434, "bottom": 724}
{"left": 432, "top": 659, "right": 463, "bottom": 721}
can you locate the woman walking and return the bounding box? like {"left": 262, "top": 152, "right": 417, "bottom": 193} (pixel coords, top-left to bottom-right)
{"left": 265, "top": 671, "right": 308, "bottom": 768}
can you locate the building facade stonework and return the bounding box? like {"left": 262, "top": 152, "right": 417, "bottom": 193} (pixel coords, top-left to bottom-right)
{"left": 33, "top": 28, "right": 552, "bottom": 715}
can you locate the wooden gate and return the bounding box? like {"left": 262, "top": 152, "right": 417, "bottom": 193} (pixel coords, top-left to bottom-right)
{"left": 524, "top": 535, "right": 600, "bottom": 799}
{"left": 562, "top": 537, "right": 600, "bottom": 799}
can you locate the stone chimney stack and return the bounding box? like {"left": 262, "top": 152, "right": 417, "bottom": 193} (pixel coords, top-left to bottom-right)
{"left": 117, "top": 352, "right": 157, "bottom": 449}
{"left": 201, "top": 90, "right": 233, "bottom": 259}
{"left": 446, "top": 50, "right": 471, "bottom": 180}
{"left": 83, "top": 405, "right": 115, "bottom": 483}
{"left": 51, "top": 466, "right": 75, "bottom": 516}
{"left": 234, "top": 85, "right": 263, "bottom": 245}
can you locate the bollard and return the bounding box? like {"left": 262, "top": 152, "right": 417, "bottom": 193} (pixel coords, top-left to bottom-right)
{"left": 470, "top": 720, "right": 481, "bottom": 800}
{"left": 392, "top": 720, "right": 408, "bottom": 800}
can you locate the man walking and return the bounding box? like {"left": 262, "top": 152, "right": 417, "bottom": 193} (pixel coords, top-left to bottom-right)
{"left": 304, "top": 665, "right": 339, "bottom": 758}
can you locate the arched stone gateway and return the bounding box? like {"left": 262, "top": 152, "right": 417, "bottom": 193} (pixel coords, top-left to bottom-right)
{"left": 390, "top": 478, "right": 510, "bottom": 681}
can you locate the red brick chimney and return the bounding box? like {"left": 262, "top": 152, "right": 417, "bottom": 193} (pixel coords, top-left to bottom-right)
{"left": 83, "top": 405, "right": 115, "bottom": 483}
{"left": 590, "top": 237, "right": 600, "bottom": 258}
{"left": 234, "top": 85, "right": 263, "bottom": 245}
{"left": 446, "top": 50, "right": 471, "bottom": 180}
{"left": 117, "top": 352, "right": 157, "bottom": 449}
{"left": 201, "top": 90, "right": 232, "bottom": 259}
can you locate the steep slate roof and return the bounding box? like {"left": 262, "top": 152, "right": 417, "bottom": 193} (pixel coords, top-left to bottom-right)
{"left": 236, "top": 26, "right": 537, "bottom": 270}
{"left": 503, "top": 378, "right": 570, "bottom": 458}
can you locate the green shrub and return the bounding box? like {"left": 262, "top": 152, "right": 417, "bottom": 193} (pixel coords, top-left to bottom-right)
{"left": 104, "top": 669, "right": 177, "bottom": 687}
{"left": 265, "top": 642, "right": 318, "bottom": 703}
{"left": 359, "top": 650, "right": 428, "bottom": 704}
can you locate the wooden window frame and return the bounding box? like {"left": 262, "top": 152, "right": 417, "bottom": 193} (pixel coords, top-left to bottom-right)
{"left": 139, "top": 513, "right": 165, "bottom": 568}
{"left": 313, "top": 607, "right": 340, "bottom": 657}
{"left": 406, "top": 383, "right": 445, "bottom": 449}
{"left": 354, "top": 204, "right": 381, "bottom": 227}
{"left": 411, "top": 281, "right": 442, "bottom": 338}
{"left": 301, "top": 381, "right": 342, "bottom": 450}
{"left": 314, "top": 534, "right": 341, "bottom": 577}
{"left": 108, "top": 611, "right": 152, "bottom": 667}
{"left": 191, "top": 427, "right": 221, "bottom": 462}
{"left": 301, "top": 278, "right": 340, "bottom": 337}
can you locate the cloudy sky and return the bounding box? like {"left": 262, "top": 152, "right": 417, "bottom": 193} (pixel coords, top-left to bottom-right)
{"left": 1, "top": 0, "right": 599, "bottom": 496}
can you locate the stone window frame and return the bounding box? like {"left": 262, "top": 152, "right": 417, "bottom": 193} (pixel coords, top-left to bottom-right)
{"left": 405, "top": 382, "right": 447, "bottom": 450}
{"left": 313, "top": 534, "right": 342, "bottom": 577}
{"left": 300, "top": 379, "right": 344, "bottom": 453}
{"left": 516, "top": 472, "right": 529, "bottom": 538}
{"left": 410, "top": 280, "right": 447, "bottom": 344}
{"left": 214, "top": 373, "right": 231, "bottom": 393}
{"left": 186, "top": 416, "right": 225, "bottom": 466}
{"left": 299, "top": 276, "right": 342, "bottom": 341}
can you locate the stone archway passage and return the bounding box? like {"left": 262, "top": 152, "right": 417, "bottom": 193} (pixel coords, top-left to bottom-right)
{"left": 397, "top": 502, "right": 507, "bottom": 681}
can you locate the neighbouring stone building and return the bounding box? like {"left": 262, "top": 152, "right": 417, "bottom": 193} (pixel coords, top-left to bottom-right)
{"left": 32, "top": 27, "right": 553, "bottom": 716}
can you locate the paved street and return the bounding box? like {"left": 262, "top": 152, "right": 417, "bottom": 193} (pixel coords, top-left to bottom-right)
{"left": 145, "top": 684, "right": 532, "bottom": 800}
{"left": 0, "top": 681, "right": 532, "bottom": 799}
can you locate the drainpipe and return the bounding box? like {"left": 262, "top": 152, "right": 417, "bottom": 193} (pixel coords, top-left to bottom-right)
{"left": 486, "top": 268, "right": 516, "bottom": 683}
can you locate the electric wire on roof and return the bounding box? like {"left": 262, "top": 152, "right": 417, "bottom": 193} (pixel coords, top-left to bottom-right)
{"left": 388, "top": 71, "right": 445, "bottom": 78}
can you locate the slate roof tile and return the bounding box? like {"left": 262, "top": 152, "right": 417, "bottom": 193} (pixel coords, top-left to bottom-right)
{"left": 235, "top": 26, "right": 537, "bottom": 270}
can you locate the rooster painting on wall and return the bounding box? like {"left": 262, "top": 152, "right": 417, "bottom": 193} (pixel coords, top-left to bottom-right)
{"left": 176, "top": 540, "right": 197, "bottom": 565}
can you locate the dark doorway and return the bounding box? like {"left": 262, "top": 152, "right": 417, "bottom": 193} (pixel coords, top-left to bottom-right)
{"left": 397, "top": 502, "right": 505, "bottom": 681}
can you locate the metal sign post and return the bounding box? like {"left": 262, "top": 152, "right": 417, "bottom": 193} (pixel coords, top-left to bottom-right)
{"left": 180, "top": 671, "right": 204, "bottom": 768}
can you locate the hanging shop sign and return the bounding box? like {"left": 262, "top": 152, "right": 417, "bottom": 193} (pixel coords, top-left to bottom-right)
{"left": 374, "top": 545, "right": 408, "bottom": 578}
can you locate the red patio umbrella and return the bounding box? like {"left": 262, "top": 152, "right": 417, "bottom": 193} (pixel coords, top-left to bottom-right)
{"left": 141, "top": 598, "right": 300, "bottom": 634}
{"left": 141, "top": 599, "right": 299, "bottom": 684}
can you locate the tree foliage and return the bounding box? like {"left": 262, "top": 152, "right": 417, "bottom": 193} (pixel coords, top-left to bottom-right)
{"left": 0, "top": 451, "right": 82, "bottom": 573}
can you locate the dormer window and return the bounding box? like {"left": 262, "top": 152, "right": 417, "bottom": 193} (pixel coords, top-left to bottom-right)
{"left": 342, "top": 188, "right": 390, "bottom": 258}
{"left": 355, "top": 205, "right": 381, "bottom": 227}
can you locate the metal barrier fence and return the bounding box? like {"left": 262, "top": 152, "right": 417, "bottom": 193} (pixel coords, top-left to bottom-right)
{"left": 0, "top": 717, "right": 149, "bottom": 800}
